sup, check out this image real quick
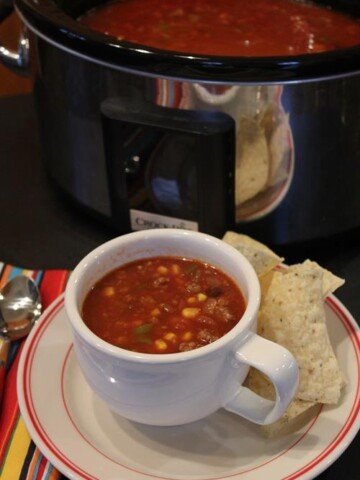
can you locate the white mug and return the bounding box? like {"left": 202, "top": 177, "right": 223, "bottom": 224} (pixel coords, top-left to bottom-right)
{"left": 65, "top": 229, "right": 298, "bottom": 426}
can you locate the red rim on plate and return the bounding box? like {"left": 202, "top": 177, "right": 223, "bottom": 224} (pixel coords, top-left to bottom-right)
{"left": 18, "top": 295, "right": 360, "bottom": 480}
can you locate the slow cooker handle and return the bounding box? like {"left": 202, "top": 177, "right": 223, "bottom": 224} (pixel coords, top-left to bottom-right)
{"left": 0, "top": 0, "right": 30, "bottom": 74}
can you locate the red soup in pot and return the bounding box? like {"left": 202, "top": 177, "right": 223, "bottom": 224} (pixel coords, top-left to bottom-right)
{"left": 82, "top": 256, "right": 246, "bottom": 354}
{"left": 80, "top": 0, "right": 360, "bottom": 57}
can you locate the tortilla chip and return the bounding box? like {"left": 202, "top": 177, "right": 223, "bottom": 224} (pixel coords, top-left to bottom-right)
{"left": 289, "top": 260, "right": 345, "bottom": 298}
{"left": 258, "top": 102, "right": 283, "bottom": 142}
{"left": 258, "top": 267, "right": 345, "bottom": 404}
{"left": 268, "top": 119, "right": 290, "bottom": 184}
{"left": 222, "top": 232, "right": 283, "bottom": 276}
{"left": 259, "top": 270, "right": 275, "bottom": 300}
{"left": 262, "top": 401, "right": 320, "bottom": 438}
{"left": 235, "top": 117, "right": 269, "bottom": 205}
{"left": 244, "top": 366, "right": 276, "bottom": 400}
{"left": 244, "top": 368, "right": 318, "bottom": 437}
{"left": 223, "top": 232, "right": 278, "bottom": 255}
{"left": 267, "top": 160, "right": 290, "bottom": 188}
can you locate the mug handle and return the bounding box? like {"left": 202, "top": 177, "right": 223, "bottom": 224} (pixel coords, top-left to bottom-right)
{"left": 223, "top": 332, "right": 299, "bottom": 425}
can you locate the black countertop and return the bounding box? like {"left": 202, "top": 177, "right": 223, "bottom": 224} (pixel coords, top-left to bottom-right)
{"left": 0, "top": 94, "right": 359, "bottom": 479}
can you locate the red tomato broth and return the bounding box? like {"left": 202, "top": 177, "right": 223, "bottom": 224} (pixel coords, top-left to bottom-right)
{"left": 82, "top": 256, "right": 246, "bottom": 354}
{"left": 80, "top": 0, "right": 360, "bottom": 57}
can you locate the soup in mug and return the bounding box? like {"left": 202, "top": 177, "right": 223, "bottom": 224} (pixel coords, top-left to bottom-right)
{"left": 82, "top": 256, "right": 246, "bottom": 353}
{"left": 80, "top": 0, "right": 360, "bottom": 56}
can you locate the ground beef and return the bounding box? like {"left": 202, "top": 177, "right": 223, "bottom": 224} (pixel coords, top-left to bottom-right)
{"left": 203, "top": 298, "right": 217, "bottom": 314}
{"left": 153, "top": 277, "right": 170, "bottom": 287}
{"left": 195, "top": 315, "right": 217, "bottom": 328}
{"left": 179, "top": 341, "right": 197, "bottom": 352}
{"left": 197, "top": 329, "right": 219, "bottom": 344}
{"left": 215, "top": 305, "right": 235, "bottom": 322}
{"left": 186, "top": 282, "right": 201, "bottom": 293}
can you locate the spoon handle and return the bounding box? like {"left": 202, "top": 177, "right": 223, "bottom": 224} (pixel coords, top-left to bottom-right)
{"left": 0, "top": 336, "right": 10, "bottom": 404}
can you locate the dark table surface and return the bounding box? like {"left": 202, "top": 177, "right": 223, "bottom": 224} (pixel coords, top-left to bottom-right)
{"left": 0, "top": 94, "right": 359, "bottom": 479}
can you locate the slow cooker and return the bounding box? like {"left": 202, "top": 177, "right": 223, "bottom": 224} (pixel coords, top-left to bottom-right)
{"left": 1, "top": 0, "right": 359, "bottom": 243}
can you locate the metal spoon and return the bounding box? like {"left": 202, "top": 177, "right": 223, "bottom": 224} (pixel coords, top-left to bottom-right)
{"left": 0, "top": 276, "right": 42, "bottom": 402}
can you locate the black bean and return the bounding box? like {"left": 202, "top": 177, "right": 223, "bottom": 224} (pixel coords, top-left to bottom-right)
{"left": 206, "top": 286, "right": 223, "bottom": 298}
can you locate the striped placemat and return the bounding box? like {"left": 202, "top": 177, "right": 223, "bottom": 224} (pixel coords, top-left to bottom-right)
{"left": 0, "top": 264, "right": 70, "bottom": 480}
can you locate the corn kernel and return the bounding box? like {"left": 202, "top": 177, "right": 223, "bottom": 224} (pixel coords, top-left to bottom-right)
{"left": 182, "top": 331, "right": 193, "bottom": 341}
{"left": 187, "top": 297, "right": 197, "bottom": 304}
{"left": 157, "top": 266, "right": 168, "bottom": 274}
{"left": 103, "top": 286, "right": 115, "bottom": 297}
{"left": 182, "top": 307, "right": 200, "bottom": 319}
{"left": 171, "top": 264, "right": 180, "bottom": 274}
{"left": 164, "top": 332, "right": 177, "bottom": 342}
{"left": 155, "top": 339, "right": 167, "bottom": 351}
{"left": 197, "top": 293, "right": 207, "bottom": 302}
{"left": 151, "top": 308, "right": 161, "bottom": 316}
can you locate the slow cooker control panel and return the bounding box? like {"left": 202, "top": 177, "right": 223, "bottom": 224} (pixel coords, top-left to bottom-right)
{"left": 101, "top": 99, "right": 235, "bottom": 237}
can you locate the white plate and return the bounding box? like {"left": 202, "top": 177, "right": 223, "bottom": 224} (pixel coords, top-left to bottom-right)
{"left": 17, "top": 294, "right": 360, "bottom": 480}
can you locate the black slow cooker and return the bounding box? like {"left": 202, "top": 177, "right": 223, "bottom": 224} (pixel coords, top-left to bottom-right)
{"left": 1, "top": 0, "right": 359, "bottom": 243}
